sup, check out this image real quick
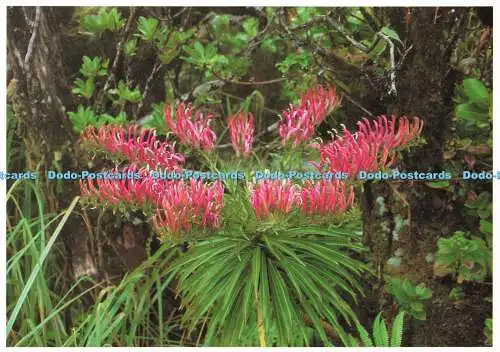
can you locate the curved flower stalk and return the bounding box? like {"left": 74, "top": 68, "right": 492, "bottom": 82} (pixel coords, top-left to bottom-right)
{"left": 249, "top": 179, "right": 299, "bottom": 219}
{"left": 279, "top": 85, "right": 341, "bottom": 147}
{"left": 81, "top": 125, "right": 185, "bottom": 170}
{"left": 300, "top": 180, "right": 355, "bottom": 216}
{"left": 80, "top": 165, "right": 152, "bottom": 207}
{"left": 313, "top": 116, "right": 423, "bottom": 176}
{"left": 164, "top": 101, "right": 217, "bottom": 151}
{"left": 152, "top": 179, "right": 224, "bottom": 238}
{"left": 228, "top": 112, "right": 254, "bottom": 157}
{"left": 356, "top": 115, "right": 424, "bottom": 150}
{"left": 300, "top": 85, "right": 341, "bottom": 124}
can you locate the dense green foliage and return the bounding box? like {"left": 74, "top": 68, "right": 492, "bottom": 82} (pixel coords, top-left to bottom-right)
{"left": 435, "top": 231, "right": 490, "bottom": 283}
{"left": 386, "top": 278, "right": 432, "bottom": 320}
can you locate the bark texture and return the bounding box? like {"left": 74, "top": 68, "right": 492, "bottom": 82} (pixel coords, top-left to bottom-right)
{"left": 7, "top": 7, "right": 95, "bottom": 280}
{"left": 361, "top": 8, "right": 490, "bottom": 346}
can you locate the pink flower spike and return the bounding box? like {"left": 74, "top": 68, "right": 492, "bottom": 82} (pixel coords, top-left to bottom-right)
{"left": 279, "top": 85, "right": 341, "bottom": 148}
{"left": 80, "top": 125, "right": 185, "bottom": 170}
{"left": 356, "top": 115, "right": 424, "bottom": 150}
{"left": 152, "top": 179, "right": 225, "bottom": 238}
{"left": 228, "top": 112, "right": 254, "bottom": 157}
{"left": 300, "top": 85, "right": 342, "bottom": 124}
{"left": 299, "top": 180, "right": 354, "bottom": 216}
{"left": 164, "top": 101, "right": 217, "bottom": 151}
{"left": 249, "top": 180, "right": 299, "bottom": 218}
{"left": 311, "top": 115, "right": 423, "bottom": 178}
{"left": 79, "top": 165, "right": 152, "bottom": 207}
{"left": 279, "top": 106, "right": 315, "bottom": 147}
{"left": 313, "top": 129, "right": 387, "bottom": 176}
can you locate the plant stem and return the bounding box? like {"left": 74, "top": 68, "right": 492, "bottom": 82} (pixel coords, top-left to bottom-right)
{"left": 256, "top": 296, "right": 266, "bottom": 347}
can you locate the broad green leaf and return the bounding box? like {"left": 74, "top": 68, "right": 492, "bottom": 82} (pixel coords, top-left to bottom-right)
{"left": 243, "top": 17, "right": 259, "bottom": 37}
{"left": 380, "top": 26, "right": 403, "bottom": 45}
{"left": 480, "top": 219, "right": 492, "bottom": 235}
{"left": 463, "top": 78, "right": 489, "bottom": 103}
{"left": 425, "top": 180, "right": 450, "bottom": 189}
{"left": 194, "top": 40, "right": 205, "bottom": 58}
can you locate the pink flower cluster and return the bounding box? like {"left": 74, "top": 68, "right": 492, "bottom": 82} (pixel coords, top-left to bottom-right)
{"left": 312, "top": 129, "right": 396, "bottom": 175}
{"left": 164, "top": 102, "right": 217, "bottom": 152}
{"left": 80, "top": 125, "right": 185, "bottom": 170}
{"left": 313, "top": 116, "right": 423, "bottom": 175}
{"left": 300, "top": 180, "right": 354, "bottom": 216}
{"left": 78, "top": 96, "right": 424, "bottom": 239}
{"left": 279, "top": 107, "right": 316, "bottom": 148}
{"left": 250, "top": 180, "right": 298, "bottom": 219}
{"left": 300, "top": 85, "right": 341, "bottom": 124}
{"left": 228, "top": 112, "right": 254, "bottom": 157}
{"left": 80, "top": 165, "right": 151, "bottom": 207}
{"left": 80, "top": 166, "right": 224, "bottom": 238}
{"left": 279, "top": 86, "right": 341, "bottom": 147}
{"left": 249, "top": 179, "right": 355, "bottom": 218}
{"left": 356, "top": 115, "right": 424, "bottom": 150}
{"left": 153, "top": 179, "right": 224, "bottom": 236}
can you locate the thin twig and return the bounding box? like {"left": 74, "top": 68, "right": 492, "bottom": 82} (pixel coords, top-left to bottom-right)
{"left": 377, "top": 32, "right": 397, "bottom": 96}
{"left": 136, "top": 59, "right": 162, "bottom": 117}
{"left": 212, "top": 70, "right": 287, "bottom": 86}
{"left": 278, "top": 10, "right": 363, "bottom": 76}
{"left": 173, "top": 7, "right": 189, "bottom": 19}
{"left": 24, "top": 6, "right": 41, "bottom": 69}
{"left": 196, "top": 309, "right": 210, "bottom": 346}
{"left": 342, "top": 93, "right": 375, "bottom": 117}
{"left": 434, "top": 7, "right": 440, "bottom": 24}
{"left": 326, "top": 15, "right": 369, "bottom": 53}
{"left": 322, "top": 71, "right": 375, "bottom": 117}
{"left": 96, "top": 8, "right": 137, "bottom": 112}
{"left": 219, "top": 91, "right": 281, "bottom": 115}
{"left": 396, "top": 44, "right": 413, "bottom": 69}
{"left": 81, "top": 209, "right": 96, "bottom": 268}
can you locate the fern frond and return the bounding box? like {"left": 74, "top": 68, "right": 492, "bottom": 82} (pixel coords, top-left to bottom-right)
{"left": 345, "top": 334, "right": 361, "bottom": 347}
{"left": 355, "top": 321, "right": 374, "bottom": 347}
{"left": 390, "top": 311, "right": 406, "bottom": 347}
{"left": 373, "top": 312, "right": 389, "bottom": 346}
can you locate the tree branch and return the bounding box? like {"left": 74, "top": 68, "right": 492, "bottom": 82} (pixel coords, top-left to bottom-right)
{"left": 377, "top": 32, "right": 397, "bottom": 96}
{"left": 95, "top": 7, "right": 137, "bottom": 112}
{"left": 212, "top": 70, "right": 287, "bottom": 86}
{"left": 136, "top": 59, "right": 162, "bottom": 118}
{"left": 23, "top": 6, "right": 41, "bottom": 69}
{"left": 326, "top": 15, "right": 369, "bottom": 53}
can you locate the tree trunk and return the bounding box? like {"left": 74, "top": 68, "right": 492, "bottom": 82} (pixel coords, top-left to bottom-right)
{"left": 7, "top": 6, "right": 99, "bottom": 279}
{"left": 7, "top": 6, "right": 164, "bottom": 286}
{"left": 361, "top": 7, "right": 490, "bottom": 346}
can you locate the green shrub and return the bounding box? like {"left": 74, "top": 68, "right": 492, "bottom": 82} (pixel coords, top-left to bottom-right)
{"left": 386, "top": 278, "right": 432, "bottom": 320}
